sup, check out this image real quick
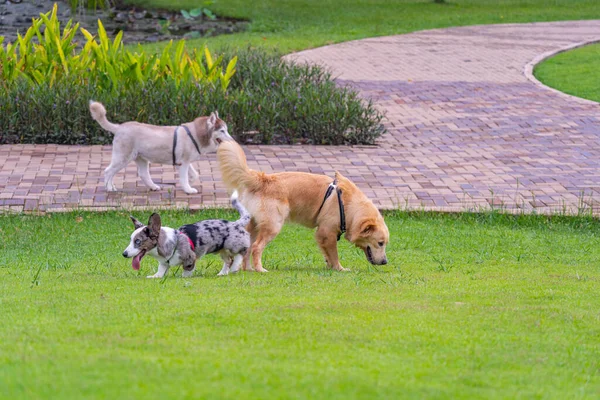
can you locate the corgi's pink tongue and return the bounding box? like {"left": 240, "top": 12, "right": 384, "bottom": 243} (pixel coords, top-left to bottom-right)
{"left": 132, "top": 251, "right": 145, "bottom": 270}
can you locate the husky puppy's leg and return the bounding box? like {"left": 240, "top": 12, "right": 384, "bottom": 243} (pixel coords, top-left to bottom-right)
{"left": 135, "top": 158, "right": 161, "bottom": 191}
{"left": 179, "top": 163, "right": 198, "bottom": 194}
{"left": 148, "top": 262, "right": 170, "bottom": 278}
{"left": 217, "top": 253, "right": 233, "bottom": 276}
{"left": 104, "top": 154, "right": 132, "bottom": 192}
{"left": 189, "top": 165, "right": 199, "bottom": 183}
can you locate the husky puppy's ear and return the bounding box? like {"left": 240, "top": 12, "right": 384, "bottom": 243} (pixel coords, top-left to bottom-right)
{"left": 207, "top": 112, "right": 217, "bottom": 129}
{"left": 148, "top": 213, "right": 162, "bottom": 239}
{"left": 130, "top": 216, "right": 144, "bottom": 229}
{"left": 214, "top": 110, "right": 219, "bottom": 119}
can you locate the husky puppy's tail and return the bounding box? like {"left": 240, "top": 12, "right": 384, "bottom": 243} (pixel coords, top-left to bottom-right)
{"left": 89, "top": 101, "right": 120, "bottom": 134}
{"left": 231, "top": 190, "right": 251, "bottom": 227}
{"left": 217, "top": 140, "right": 263, "bottom": 192}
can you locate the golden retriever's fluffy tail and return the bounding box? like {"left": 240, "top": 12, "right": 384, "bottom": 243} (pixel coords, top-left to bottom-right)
{"left": 89, "top": 101, "right": 120, "bottom": 134}
{"left": 217, "top": 140, "right": 261, "bottom": 191}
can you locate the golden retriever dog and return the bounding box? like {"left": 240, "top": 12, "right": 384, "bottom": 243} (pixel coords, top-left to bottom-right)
{"left": 217, "top": 140, "right": 389, "bottom": 272}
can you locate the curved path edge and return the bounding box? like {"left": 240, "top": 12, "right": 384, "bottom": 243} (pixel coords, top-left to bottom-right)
{"left": 524, "top": 38, "right": 600, "bottom": 105}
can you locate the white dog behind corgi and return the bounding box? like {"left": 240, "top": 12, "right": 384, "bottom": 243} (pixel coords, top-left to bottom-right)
{"left": 89, "top": 101, "right": 232, "bottom": 194}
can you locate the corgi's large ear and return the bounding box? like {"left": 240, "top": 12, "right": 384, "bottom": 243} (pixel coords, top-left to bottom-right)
{"left": 148, "top": 213, "right": 161, "bottom": 239}
{"left": 207, "top": 112, "right": 217, "bottom": 129}
{"left": 130, "top": 216, "right": 144, "bottom": 229}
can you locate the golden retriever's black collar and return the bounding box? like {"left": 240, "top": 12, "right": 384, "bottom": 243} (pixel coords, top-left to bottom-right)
{"left": 172, "top": 125, "right": 202, "bottom": 166}
{"left": 317, "top": 178, "right": 346, "bottom": 241}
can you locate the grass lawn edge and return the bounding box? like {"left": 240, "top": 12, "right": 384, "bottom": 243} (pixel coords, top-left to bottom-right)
{"left": 531, "top": 39, "right": 600, "bottom": 104}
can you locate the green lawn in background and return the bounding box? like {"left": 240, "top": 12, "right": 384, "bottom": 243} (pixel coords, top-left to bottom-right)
{"left": 534, "top": 42, "right": 600, "bottom": 103}
{"left": 1, "top": 210, "right": 599, "bottom": 399}
{"left": 126, "top": 0, "right": 600, "bottom": 54}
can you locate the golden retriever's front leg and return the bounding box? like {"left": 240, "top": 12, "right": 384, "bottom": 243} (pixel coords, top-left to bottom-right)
{"left": 315, "top": 226, "right": 349, "bottom": 272}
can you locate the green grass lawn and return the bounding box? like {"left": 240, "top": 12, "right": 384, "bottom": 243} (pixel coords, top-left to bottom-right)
{"left": 128, "top": 0, "right": 600, "bottom": 53}
{"left": 534, "top": 43, "right": 600, "bottom": 103}
{"left": 1, "top": 210, "right": 600, "bottom": 399}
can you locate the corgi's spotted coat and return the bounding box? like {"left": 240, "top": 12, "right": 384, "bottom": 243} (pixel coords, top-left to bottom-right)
{"left": 123, "top": 191, "right": 251, "bottom": 277}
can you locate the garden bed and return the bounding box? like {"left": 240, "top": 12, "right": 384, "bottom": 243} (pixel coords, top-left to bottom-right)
{"left": 0, "top": 0, "right": 247, "bottom": 45}
{"left": 0, "top": 3, "right": 385, "bottom": 146}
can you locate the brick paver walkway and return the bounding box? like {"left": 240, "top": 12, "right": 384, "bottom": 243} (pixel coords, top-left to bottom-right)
{"left": 2, "top": 21, "right": 600, "bottom": 213}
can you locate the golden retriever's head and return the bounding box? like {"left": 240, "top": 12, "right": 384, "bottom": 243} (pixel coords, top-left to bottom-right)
{"left": 349, "top": 216, "right": 389, "bottom": 265}
{"left": 334, "top": 171, "right": 389, "bottom": 266}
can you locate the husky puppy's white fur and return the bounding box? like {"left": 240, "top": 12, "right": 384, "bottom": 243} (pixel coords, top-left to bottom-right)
{"left": 89, "top": 101, "right": 232, "bottom": 194}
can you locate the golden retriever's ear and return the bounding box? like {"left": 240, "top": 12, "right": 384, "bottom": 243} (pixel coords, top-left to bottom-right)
{"left": 148, "top": 213, "right": 161, "bottom": 239}
{"left": 360, "top": 223, "right": 376, "bottom": 237}
{"left": 358, "top": 219, "right": 377, "bottom": 237}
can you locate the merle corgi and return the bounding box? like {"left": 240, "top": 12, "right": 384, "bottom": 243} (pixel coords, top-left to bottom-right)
{"left": 123, "top": 191, "right": 251, "bottom": 277}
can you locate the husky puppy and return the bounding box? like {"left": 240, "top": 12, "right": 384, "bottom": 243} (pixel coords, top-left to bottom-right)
{"left": 89, "top": 101, "right": 232, "bottom": 194}
{"left": 123, "top": 191, "right": 251, "bottom": 278}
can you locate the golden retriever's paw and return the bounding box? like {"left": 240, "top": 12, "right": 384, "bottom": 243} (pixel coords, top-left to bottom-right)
{"left": 255, "top": 267, "right": 269, "bottom": 273}
{"left": 335, "top": 266, "right": 350, "bottom": 272}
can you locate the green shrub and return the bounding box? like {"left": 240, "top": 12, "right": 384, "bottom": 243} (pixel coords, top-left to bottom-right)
{"left": 0, "top": 78, "right": 228, "bottom": 144}
{"left": 0, "top": 5, "right": 385, "bottom": 145}
{"left": 222, "top": 49, "right": 385, "bottom": 145}
{"left": 0, "top": 4, "right": 236, "bottom": 92}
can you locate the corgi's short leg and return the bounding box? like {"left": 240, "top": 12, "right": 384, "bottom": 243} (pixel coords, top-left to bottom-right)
{"left": 228, "top": 254, "right": 244, "bottom": 274}
{"left": 148, "top": 263, "right": 169, "bottom": 278}
{"left": 217, "top": 253, "right": 232, "bottom": 276}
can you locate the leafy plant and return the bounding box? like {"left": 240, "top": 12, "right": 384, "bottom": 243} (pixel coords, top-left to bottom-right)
{"left": 158, "top": 19, "right": 171, "bottom": 35}
{"left": 181, "top": 1, "right": 216, "bottom": 21}
{"left": 0, "top": 4, "right": 237, "bottom": 91}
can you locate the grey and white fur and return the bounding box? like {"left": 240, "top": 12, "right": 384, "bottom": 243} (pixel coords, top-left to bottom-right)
{"left": 89, "top": 101, "right": 232, "bottom": 194}
{"left": 123, "top": 191, "right": 251, "bottom": 278}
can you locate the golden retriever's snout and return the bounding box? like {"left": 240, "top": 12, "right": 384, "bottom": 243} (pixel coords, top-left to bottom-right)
{"left": 365, "top": 245, "right": 388, "bottom": 265}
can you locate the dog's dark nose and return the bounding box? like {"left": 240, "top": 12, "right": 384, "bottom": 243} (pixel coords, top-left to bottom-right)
{"left": 122, "top": 251, "right": 128, "bottom": 258}
{"left": 381, "top": 258, "right": 388, "bottom": 265}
